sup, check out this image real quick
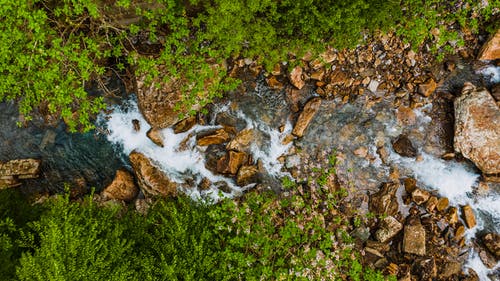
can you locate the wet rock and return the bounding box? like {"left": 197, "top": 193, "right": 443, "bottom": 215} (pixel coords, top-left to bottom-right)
{"left": 102, "top": 169, "right": 139, "bottom": 202}
{"left": 424, "top": 98, "right": 454, "bottom": 156}
{"left": 403, "top": 224, "right": 426, "bottom": 255}
{"left": 226, "top": 129, "right": 254, "bottom": 152}
{"left": 132, "top": 119, "right": 141, "bottom": 131}
{"left": 173, "top": 116, "right": 197, "bottom": 134}
{"left": 289, "top": 66, "right": 305, "bottom": 89}
{"left": 129, "top": 151, "right": 177, "bottom": 197}
{"left": 146, "top": 128, "right": 164, "bottom": 147}
{"left": 479, "top": 249, "right": 497, "bottom": 269}
{"left": 478, "top": 29, "right": 500, "bottom": 60}
{"left": 217, "top": 151, "right": 248, "bottom": 175}
{"left": 403, "top": 177, "right": 417, "bottom": 193}
{"left": 454, "top": 83, "right": 500, "bottom": 175}
{"left": 418, "top": 77, "right": 437, "bottom": 97}
{"left": 204, "top": 145, "right": 227, "bottom": 173}
{"left": 425, "top": 196, "right": 438, "bottom": 212}
{"left": 412, "top": 188, "right": 430, "bottom": 205}
{"left": 199, "top": 177, "right": 211, "bottom": 190}
{"left": 483, "top": 233, "right": 500, "bottom": 259}
{"left": 292, "top": 97, "right": 322, "bottom": 137}
{"left": 377, "top": 146, "right": 389, "bottom": 164}
{"left": 236, "top": 165, "right": 259, "bottom": 186}
{"left": 392, "top": 134, "right": 417, "bottom": 158}
{"left": 437, "top": 197, "right": 449, "bottom": 212}
{"left": 197, "top": 129, "right": 230, "bottom": 146}
{"left": 369, "top": 182, "right": 399, "bottom": 216}
{"left": 0, "top": 158, "right": 41, "bottom": 188}
{"left": 446, "top": 207, "right": 459, "bottom": 225}
{"left": 461, "top": 205, "right": 476, "bottom": 229}
{"left": 396, "top": 106, "right": 416, "bottom": 126}
{"left": 375, "top": 216, "right": 403, "bottom": 243}
{"left": 440, "top": 261, "right": 462, "bottom": 278}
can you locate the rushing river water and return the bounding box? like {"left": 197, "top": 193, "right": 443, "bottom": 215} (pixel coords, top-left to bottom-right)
{"left": 1, "top": 65, "right": 499, "bottom": 279}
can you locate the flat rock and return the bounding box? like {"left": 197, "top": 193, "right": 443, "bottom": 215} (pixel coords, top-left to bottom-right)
{"left": 197, "top": 129, "right": 230, "bottom": 146}
{"left": 292, "top": 97, "right": 322, "bottom": 137}
{"left": 375, "top": 216, "right": 403, "bottom": 243}
{"left": 454, "top": 83, "right": 500, "bottom": 175}
{"left": 102, "top": 169, "right": 139, "bottom": 202}
{"left": 478, "top": 29, "right": 500, "bottom": 60}
{"left": 217, "top": 151, "right": 248, "bottom": 175}
{"left": 226, "top": 129, "right": 255, "bottom": 152}
{"left": 129, "top": 151, "right": 177, "bottom": 197}
{"left": 173, "top": 116, "right": 197, "bottom": 134}
{"left": 403, "top": 224, "right": 426, "bottom": 255}
{"left": 236, "top": 165, "right": 259, "bottom": 186}
{"left": 462, "top": 205, "right": 476, "bottom": 229}
{"left": 289, "top": 66, "right": 305, "bottom": 89}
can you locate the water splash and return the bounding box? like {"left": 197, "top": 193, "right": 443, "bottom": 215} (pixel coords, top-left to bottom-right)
{"left": 478, "top": 65, "right": 500, "bottom": 83}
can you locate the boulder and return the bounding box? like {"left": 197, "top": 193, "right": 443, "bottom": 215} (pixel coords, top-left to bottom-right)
{"left": 392, "top": 134, "right": 417, "bottom": 157}
{"left": 403, "top": 224, "right": 426, "bottom": 255}
{"left": 461, "top": 205, "right": 476, "bottom": 229}
{"left": 226, "top": 129, "right": 255, "bottom": 152}
{"left": 369, "top": 182, "right": 399, "bottom": 216}
{"left": 454, "top": 83, "right": 500, "bottom": 175}
{"left": 292, "top": 97, "right": 322, "bottom": 137}
{"left": 217, "top": 151, "right": 248, "bottom": 175}
{"left": 0, "top": 158, "right": 41, "bottom": 188}
{"left": 483, "top": 233, "right": 500, "bottom": 259}
{"left": 146, "top": 128, "right": 164, "bottom": 147}
{"left": 129, "top": 151, "right": 177, "bottom": 197}
{"left": 375, "top": 216, "right": 403, "bottom": 243}
{"left": 197, "top": 129, "right": 230, "bottom": 146}
{"left": 436, "top": 197, "right": 449, "bottom": 212}
{"left": 412, "top": 188, "right": 430, "bottom": 205}
{"left": 289, "top": 66, "right": 305, "bottom": 89}
{"left": 173, "top": 116, "right": 197, "bottom": 134}
{"left": 478, "top": 29, "right": 500, "bottom": 60}
{"left": 236, "top": 165, "right": 259, "bottom": 186}
{"left": 102, "top": 170, "right": 139, "bottom": 202}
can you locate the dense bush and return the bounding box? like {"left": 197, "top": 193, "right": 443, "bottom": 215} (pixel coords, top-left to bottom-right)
{"left": 0, "top": 190, "right": 393, "bottom": 280}
{"left": 0, "top": 0, "right": 497, "bottom": 131}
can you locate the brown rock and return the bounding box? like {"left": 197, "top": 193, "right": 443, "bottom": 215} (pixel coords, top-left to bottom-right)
{"left": 199, "top": 177, "right": 211, "bottom": 190}
{"left": 129, "top": 151, "right": 177, "bottom": 197}
{"left": 403, "top": 177, "right": 417, "bottom": 193}
{"left": 226, "top": 129, "right": 254, "bottom": 152}
{"left": 403, "top": 224, "right": 426, "bottom": 255}
{"left": 375, "top": 216, "right": 403, "bottom": 243}
{"left": 462, "top": 205, "right": 477, "bottom": 229}
{"left": 478, "top": 29, "right": 500, "bottom": 60}
{"left": 132, "top": 119, "right": 141, "bottom": 131}
{"left": 418, "top": 78, "right": 437, "bottom": 97}
{"left": 310, "top": 68, "right": 325, "bottom": 81}
{"left": 102, "top": 170, "right": 139, "bottom": 202}
{"left": 197, "top": 129, "right": 230, "bottom": 146}
{"left": 236, "top": 165, "right": 259, "bottom": 186}
{"left": 454, "top": 83, "right": 500, "bottom": 175}
{"left": 483, "top": 233, "right": 500, "bottom": 259}
{"left": 353, "top": 146, "right": 368, "bottom": 158}
{"left": 289, "top": 66, "right": 305, "bottom": 89}
{"left": 437, "top": 197, "right": 449, "bottom": 212}
{"left": 412, "top": 188, "right": 430, "bottom": 205}
{"left": 377, "top": 146, "right": 389, "bottom": 164}
{"left": 396, "top": 106, "right": 416, "bottom": 125}
{"left": 146, "top": 128, "right": 164, "bottom": 147}
{"left": 440, "top": 261, "right": 462, "bottom": 278}
{"left": 329, "top": 69, "right": 349, "bottom": 86}
{"left": 479, "top": 250, "right": 497, "bottom": 269}
{"left": 426, "top": 196, "right": 438, "bottom": 212}
{"left": 173, "top": 116, "right": 197, "bottom": 134}
{"left": 369, "top": 182, "right": 399, "bottom": 216}
{"left": 135, "top": 198, "right": 153, "bottom": 215}
{"left": 416, "top": 258, "right": 437, "bottom": 280}
{"left": 446, "top": 207, "right": 459, "bottom": 225}
{"left": 392, "top": 134, "right": 417, "bottom": 158}
{"left": 0, "top": 158, "right": 41, "bottom": 188}
{"left": 292, "top": 97, "right": 322, "bottom": 137}
{"left": 267, "top": 76, "right": 284, "bottom": 90}
{"left": 217, "top": 151, "right": 248, "bottom": 175}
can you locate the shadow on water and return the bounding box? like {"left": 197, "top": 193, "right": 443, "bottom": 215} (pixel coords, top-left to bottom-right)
{"left": 0, "top": 101, "right": 122, "bottom": 196}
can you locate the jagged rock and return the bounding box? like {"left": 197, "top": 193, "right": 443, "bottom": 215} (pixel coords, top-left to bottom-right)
{"left": 102, "top": 169, "right": 139, "bottom": 202}
{"left": 226, "top": 129, "right": 254, "bottom": 152}
{"left": 403, "top": 223, "right": 426, "bottom": 255}
{"left": 173, "top": 116, "right": 197, "bottom": 134}
{"left": 403, "top": 177, "right": 417, "bottom": 193}
{"left": 454, "top": 83, "right": 500, "bottom": 175}
{"left": 392, "top": 134, "right": 417, "bottom": 157}
{"left": 132, "top": 119, "right": 141, "bottom": 131}
{"left": 146, "top": 128, "right": 164, "bottom": 147}
{"left": 197, "top": 129, "right": 230, "bottom": 146}
{"left": 375, "top": 216, "right": 403, "bottom": 243}
{"left": 217, "top": 151, "right": 248, "bottom": 175}
{"left": 369, "top": 182, "right": 399, "bottom": 216}
{"left": 483, "top": 233, "right": 500, "bottom": 259}
{"left": 292, "top": 97, "right": 322, "bottom": 137}
{"left": 289, "top": 66, "right": 305, "bottom": 89}
{"left": 418, "top": 77, "right": 437, "bottom": 97}
{"left": 412, "top": 188, "right": 430, "bottom": 205}
{"left": 129, "top": 151, "right": 177, "bottom": 197}
{"left": 236, "top": 165, "right": 259, "bottom": 186}
{"left": 462, "top": 205, "right": 476, "bottom": 229}
{"left": 437, "top": 197, "right": 449, "bottom": 212}
{"left": 478, "top": 29, "right": 500, "bottom": 60}
{"left": 0, "top": 158, "right": 41, "bottom": 188}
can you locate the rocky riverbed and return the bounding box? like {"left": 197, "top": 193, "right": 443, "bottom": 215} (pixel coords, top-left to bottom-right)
{"left": 1, "top": 30, "right": 499, "bottom": 280}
